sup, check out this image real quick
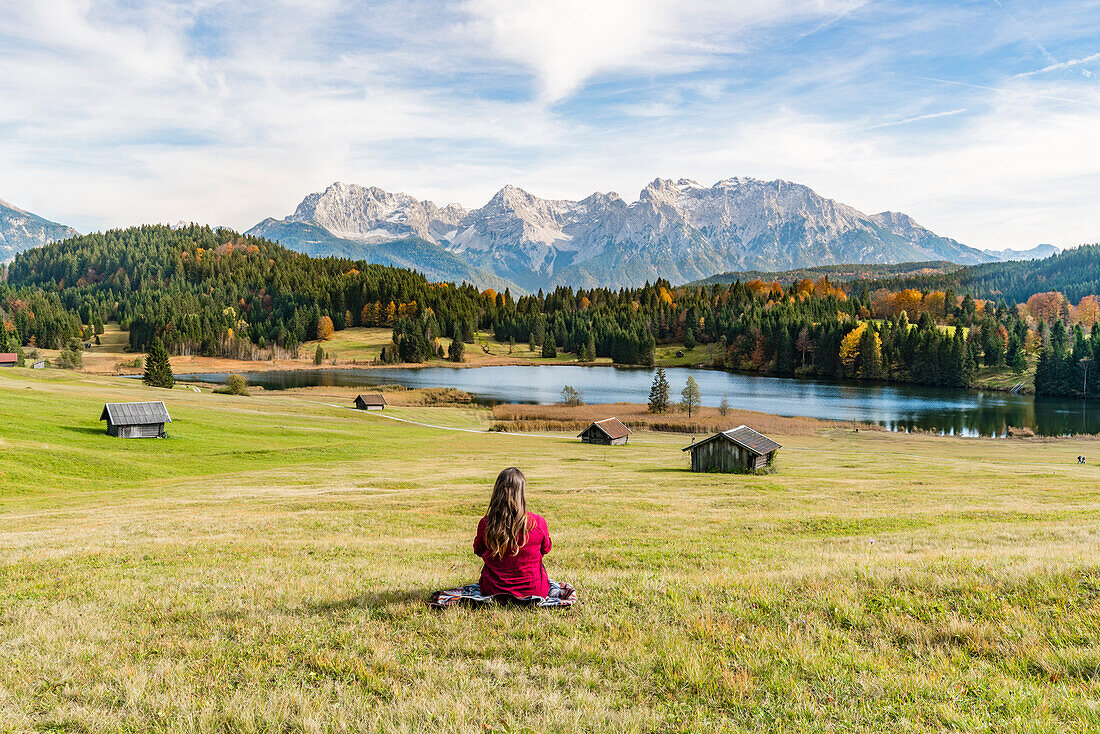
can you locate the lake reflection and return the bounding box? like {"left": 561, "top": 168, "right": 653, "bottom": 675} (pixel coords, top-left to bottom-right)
{"left": 175, "top": 365, "right": 1100, "bottom": 437}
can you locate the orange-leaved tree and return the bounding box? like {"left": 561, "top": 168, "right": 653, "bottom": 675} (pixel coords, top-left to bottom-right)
{"left": 317, "top": 316, "right": 335, "bottom": 341}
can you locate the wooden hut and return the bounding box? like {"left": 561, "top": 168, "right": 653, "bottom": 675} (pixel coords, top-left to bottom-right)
{"left": 682, "top": 425, "right": 781, "bottom": 473}
{"left": 0, "top": 353, "right": 17, "bottom": 368}
{"left": 578, "top": 417, "right": 632, "bottom": 445}
{"left": 32, "top": 360, "right": 46, "bottom": 370}
{"left": 354, "top": 393, "right": 387, "bottom": 411}
{"left": 100, "top": 401, "right": 171, "bottom": 438}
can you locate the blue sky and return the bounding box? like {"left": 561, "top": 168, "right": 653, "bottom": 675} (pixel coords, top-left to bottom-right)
{"left": 1, "top": 0, "right": 1098, "bottom": 251}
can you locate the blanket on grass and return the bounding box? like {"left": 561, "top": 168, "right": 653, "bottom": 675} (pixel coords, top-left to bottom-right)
{"left": 427, "top": 580, "right": 577, "bottom": 608}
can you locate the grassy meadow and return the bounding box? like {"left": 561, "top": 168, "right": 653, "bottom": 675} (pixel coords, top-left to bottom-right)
{"left": 0, "top": 368, "right": 1099, "bottom": 732}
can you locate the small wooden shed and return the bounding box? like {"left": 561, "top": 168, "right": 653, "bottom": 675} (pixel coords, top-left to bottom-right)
{"left": 100, "top": 401, "right": 171, "bottom": 438}
{"left": 578, "top": 417, "right": 632, "bottom": 445}
{"left": 683, "top": 425, "right": 781, "bottom": 473}
{"left": 0, "top": 353, "right": 17, "bottom": 368}
{"left": 354, "top": 393, "right": 387, "bottom": 411}
{"left": 32, "top": 360, "right": 47, "bottom": 370}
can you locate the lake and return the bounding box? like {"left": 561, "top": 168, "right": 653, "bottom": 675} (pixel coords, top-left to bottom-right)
{"left": 174, "top": 365, "right": 1100, "bottom": 437}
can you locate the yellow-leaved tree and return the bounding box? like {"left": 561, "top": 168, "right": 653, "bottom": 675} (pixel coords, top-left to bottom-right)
{"left": 839, "top": 322, "right": 882, "bottom": 379}
{"left": 317, "top": 316, "right": 335, "bottom": 341}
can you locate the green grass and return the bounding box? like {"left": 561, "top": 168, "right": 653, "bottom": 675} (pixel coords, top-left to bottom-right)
{"left": 973, "top": 356, "right": 1036, "bottom": 392}
{"left": 1, "top": 368, "right": 1099, "bottom": 732}
{"left": 654, "top": 343, "right": 716, "bottom": 366}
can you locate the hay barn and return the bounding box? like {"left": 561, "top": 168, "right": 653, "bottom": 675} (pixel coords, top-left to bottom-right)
{"left": 683, "top": 425, "right": 781, "bottom": 473}
{"left": 578, "top": 417, "right": 632, "bottom": 445}
{"left": 0, "top": 353, "right": 17, "bottom": 368}
{"left": 100, "top": 401, "right": 171, "bottom": 439}
{"left": 354, "top": 393, "right": 387, "bottom": 410}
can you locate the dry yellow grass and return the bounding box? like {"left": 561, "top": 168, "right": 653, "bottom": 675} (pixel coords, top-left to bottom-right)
{"left": 1, "top": 368, "right": 1099, "bottom": 732}
{"left": 492, "top": 402, "right": 879, "bottom": 435}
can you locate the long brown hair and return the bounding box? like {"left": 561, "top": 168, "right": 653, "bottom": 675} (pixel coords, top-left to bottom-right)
{"left": 483, "top": 468, "right": 529, "bottom": 558}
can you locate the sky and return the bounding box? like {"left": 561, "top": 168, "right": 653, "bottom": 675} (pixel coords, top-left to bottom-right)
{"left": 1, "top": 0, "right": 1099, "bottom": 251}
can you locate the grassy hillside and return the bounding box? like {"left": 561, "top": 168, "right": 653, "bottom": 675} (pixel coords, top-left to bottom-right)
{"left": 1, "top": 368, "right": 1099, "bottom": 731}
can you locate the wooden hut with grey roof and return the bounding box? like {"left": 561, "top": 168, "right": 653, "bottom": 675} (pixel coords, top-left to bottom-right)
{"left": 100, "top": 401, "right": 172, "bottom": 438}
{"left": 683, "top": 425, "right": 780, "bottom": 473}
{"left": 578, "top": 417, "right": 632, "bottom": 445}
{"left": 354, "top": 393, "right": 387, "bottom": 410}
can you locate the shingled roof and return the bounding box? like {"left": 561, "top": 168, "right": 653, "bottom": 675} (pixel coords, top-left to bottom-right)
{"left": 682, "top": 425, "right": 781, "bottom": 455}
{"left": 579, "top": 417, "right": 632, "bottom": 441}
{"left": 355, "top": 393, "right": 387, "bottom": 407}
{"left": 0, "top": 353, "right": 17, "bottom": 364}
{"left": 100, "top": 401, "right": 172, "bottom": 426}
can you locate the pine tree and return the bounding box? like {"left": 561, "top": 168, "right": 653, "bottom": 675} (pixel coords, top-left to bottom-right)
{"left": 679, "top": 376, "right": 701, "bottom": 417}
{"left": 542, "top": 333, "right": 557, "bottom": 358}
{"left": 448, "top": 338, "right": 465, "bottom": 363}
{"left": 1006, "top": 334, "right": 1027, "bottom": 373}
{"left": 950, "top": 327, "right": 968, "bottom": 387}
{"left": 641, "top": 332, "right": 656, "bottom": 367}
{"left": 648, "top": 367, "right": 670, "bottom": 414}
{"left": 533, "top": 316, "right": 546, "bottom": 347}
{"left": 775, "top": 325, "right": 794, "bottom": 375}
{"left": 1034, "top": 349, "right": 1054, "bottom": 395}
{"left": 586, "top": 332, "right": 596, "bottom": 362}
{"left": 1051, "top": 320, "right": 1068, "bottom": 356}
{"left": 142, "top": 338, "right": 174, "bottom": 389}
{"left": 314, "top": 345, "right": 324, "bottom": 365}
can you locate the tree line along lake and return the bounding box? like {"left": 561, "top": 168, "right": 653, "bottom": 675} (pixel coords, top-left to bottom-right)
{"left": 174, "top": 365, "right": 1100, "bottom": 438}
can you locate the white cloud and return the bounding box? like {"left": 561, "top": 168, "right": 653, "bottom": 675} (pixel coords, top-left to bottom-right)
{"left": 0, "top": 0, "right": 1097, "bottom": 256}
{"left": 1015, "top": 51, "right": 1100, "bottom": 77}
{"left": 457, "top": 0, "right": 866, "bottom": 101}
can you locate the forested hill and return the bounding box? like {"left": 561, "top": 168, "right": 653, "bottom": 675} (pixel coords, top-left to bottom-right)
{"left": 687, "top": 261, "right": 964, "bottom": 288}
{"left": 6, "top": 225, "right": 1100, "bottom": 401}
{"left": 6, "top": 225, "right": 492, "bottom": 355}
{"left": 847, "top": 244, "right": 1100, "bottom": 304}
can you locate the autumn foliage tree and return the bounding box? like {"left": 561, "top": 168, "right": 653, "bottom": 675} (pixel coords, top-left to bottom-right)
{"left": 316, "top": 316, "right": 335, "bottom": 341}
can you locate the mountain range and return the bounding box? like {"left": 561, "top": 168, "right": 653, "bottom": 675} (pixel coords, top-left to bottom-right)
{"left": 248, "top": 178, "right": 997, "bottom": 291}
{"left": 0, "top": 198, "right": 79, "bottom": 262}
{"left": 982, "top": 244, "right": 1060, "bottom": 261}
{"left": 0, "top": 182, "right": 1061, "bottom": 291}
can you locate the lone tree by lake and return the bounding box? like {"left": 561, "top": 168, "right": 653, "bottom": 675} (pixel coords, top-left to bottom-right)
{"left": 314, "top": 345, "right": 324, "bottom": 365}
{"left": 648, "top": 367, "right": 671, "bottom": 414}
{"left": 680, "top": 375, "right": 701, "bottom": 417}
{"left": 142, "top": 338, "right": 174, "bottom": 389}
{"left": 216, "top": 374, "right": 250, "bottom": 396}
{"left": 560, "top": 385, "right": 584, "bottom": 407}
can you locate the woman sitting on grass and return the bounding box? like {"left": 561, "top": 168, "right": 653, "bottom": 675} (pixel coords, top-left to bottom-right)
{"left": 428, "top": 468, "right": 577, "bottom": 607}
{"left": 475, "top": 467, "right": 551, "bottom": 598}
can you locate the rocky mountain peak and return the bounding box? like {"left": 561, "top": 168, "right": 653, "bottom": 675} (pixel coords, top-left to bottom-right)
{"left": 0, "top": 198, "right": 80, "bottom": 262}
{"left": 252, "top": 177, "right": 994, "bottom": 291}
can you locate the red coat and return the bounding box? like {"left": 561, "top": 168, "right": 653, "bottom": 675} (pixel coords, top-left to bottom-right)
{"left": 473, "top": 513, "right": 551, "bottom": 597}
